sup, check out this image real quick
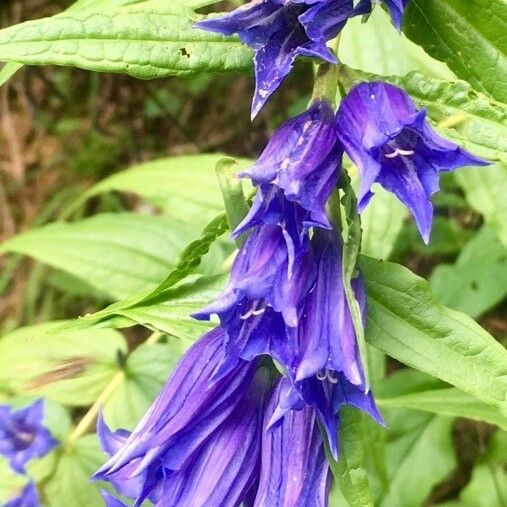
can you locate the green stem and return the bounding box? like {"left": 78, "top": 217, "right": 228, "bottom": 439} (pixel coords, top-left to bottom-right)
{"left": 311, "top": 36, "right": 342, "bottom": 107}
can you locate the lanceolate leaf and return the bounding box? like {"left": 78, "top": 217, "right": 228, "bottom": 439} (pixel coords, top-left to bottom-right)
{"left": 404, "top": 0, "right": 507, "bottom": 102}
{"left": 456, "top": 164, "right": 507, "bottom": 248}
{"left": 378, "top": 388, "right": 507, "bottom": 432}
{"left": 380, "top": 411, "right": 455, "bottom": 507}
{"left": 0, "top": 5, "right": 252, "bottom": 78}
{"left": 361, "top": 256, "right": 507, "bottom": 417}
{"left": 330, "top": 408, "right": 375, "bottom": 507}
{"left": 0, "top": 323, "right": 127, "bottom": 406}
{"left": 431, "top": 226, "right": 507, "bottom": 318}
{"left": 0, "top": 213, "right": 206, "bottom": 300}
{"left": 77, "top": 154, "right": 251, "bottom": 228}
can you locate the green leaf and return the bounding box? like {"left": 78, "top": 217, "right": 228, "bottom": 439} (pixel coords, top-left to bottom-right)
{"left": 404, "top": 0, "right": 507, "bottom": 102}
{"left": 0, "top": 213, "right": 203, "bottom": 300}
{"left": 377, "top": 369, "right": 507, "bottom": 431}
{"left": 456, "top": 164, "right": 507, "bottom": 248}
{"left": 60, "top": 213, "right": 228, "bottom": 333}
{"left": 431, "top": 226, "right": 507, "bottom": 318}
{"left": 0, "top": 62, "right": 22, "bottom": 86}
{"left": 379, "top": 387, "right": 507, "bottom": 432}
{"left": 340, "top": 6, "right": 454, "bottom": 79}
{"left": 103, "top": 340, "right": 189, "bottom": 429}
{"left": 95, "top": 277, "right": 220, "bottom": 338}
{"left": 45, "top": 435, "right": 104, "bottom": 507}
{"left": 331, "top": 408, "right": 375, "bottom": 507}
{"left": 361, "top": 256, "right": 507, "bottom": 417}
{"left": 0, "top": 322, "right": 127, "bottom": 406}
{"left": 77, "top": 154, "right": 252, "bottom": 228}
{"left": 453, "top": 431, "right": 507, "bottom": 507}
{"left": 379, "top": 410, "right": 455, "bottom": 507}
{"left": 0, "top": 5, "right": 252, "bottom": 78}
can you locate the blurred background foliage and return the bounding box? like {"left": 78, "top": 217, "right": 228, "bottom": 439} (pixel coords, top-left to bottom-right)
{"left": 0, "top": 1, "right": 505, "bottom": 506}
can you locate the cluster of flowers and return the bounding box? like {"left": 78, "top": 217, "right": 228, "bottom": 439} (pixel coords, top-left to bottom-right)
{"left": 95, "top": 93, "right": 485, "bottom": 507}
{"left": 0, "top": 2, "right": 488, "bottom": 506}
{"left": 0, "top": 400, "right": 58, "bottom": 506}
{"left": 92, "top": 1, "right": 485, "bottom": 506}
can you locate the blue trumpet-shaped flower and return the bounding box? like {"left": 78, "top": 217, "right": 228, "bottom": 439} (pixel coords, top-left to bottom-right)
{"left": 270, "top": 374, "right": 383, "bottom": 459}
{"left": 196, "top": 2, "right": 367, "bottom": 117}
{"left": 0, "top": 400, "right": 58, "bottom": 474}
{"left": 5, "top": 481, "right": 40, "bottom": 507}
{"left": 336, "top": 82, "right": 489, "bottom": 243}
{"left": 235, "top": 100, "right": 343, "bottom": 234}
{"left": 95, "top": 328, "right": 272, "bottom": 507}
{"left": 357, "top": 0, "right": 410, "bottom": 30}
{"left": 95, "top": 328, "right": 334, "bottom": 507}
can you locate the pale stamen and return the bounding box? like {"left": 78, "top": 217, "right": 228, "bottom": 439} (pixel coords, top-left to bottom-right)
{"left": 384, "top": 148, "right": 415, "bottom": 159}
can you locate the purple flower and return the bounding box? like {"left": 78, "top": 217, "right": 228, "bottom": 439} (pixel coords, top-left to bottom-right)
{"left": 294, "top": 229, "right": 367, "bottom": 387}
{"left": 266, "top": 229, "right": 383, "bottom": 456}
{"left": 236, "top": 100, "right": 343, "bottom": 234}
{"left": 336, "top": 82, "right": 489, "bottom": 243}
{"left": 4, "top": 482, "right": 40, "bottom": 507}
{"left": 100, "top": 491, "right": 128, "bottom": 507}
{"left": 0, "top": 400, "right": 58, "bottom": 474}
{"left": 254, "top": 379, "right": 331, "bottom": 506}
{"left": 95, "top": 328, "right": 335, "bottom": 506}
{"left": 94, "top": 328, "right": 272, "bottom": 507}
{"left": 356, "top": 0, "right": 410, "bottom": 30}
{"left": 193, "top": 224, "right": 305, "bottom": 379}
{"left": 196, "top": 2, "right": 366, "bottom": 117}
{"left": 270, "top": 375, "right": 382, "bottom": 459}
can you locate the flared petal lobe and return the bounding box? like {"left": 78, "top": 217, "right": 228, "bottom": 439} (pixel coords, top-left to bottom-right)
{"left": 5, "top": 481, "right": 40, "bottom": 507}
{"left": 95, "top": 328, "right": 272, "bottom": 507}
{"left": 336, "top": 81, "right": 489, "bottom": 243}
{"left": 196, "top": 1, "right": 361, "bottom": 116}
{"left": 0, "top": 400, "right": 58, "bottom": 474}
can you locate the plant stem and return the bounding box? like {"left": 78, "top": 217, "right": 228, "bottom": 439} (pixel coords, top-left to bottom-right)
{"left": 311, "top": 36, "right": 342, "bottom": 107}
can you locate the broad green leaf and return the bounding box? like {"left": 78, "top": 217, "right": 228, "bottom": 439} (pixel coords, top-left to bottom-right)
{"left": 360, "top": 184, "right": 406, "bottom": 260}
{"left": 44, "top": 435, "right": 104, "bottom": 507}
{"left": 0, "top": 213, "right": 203, "bottom": 300}
{"left": 379, "top": 387, "right": 507, "bottom": 431}
{"left": 340, "top": 6, "right": 453, "bottom": 79}
{"left": 77, "top": 154, "right": 251, "bottom": 228}
{"left": 0, "top": 322, "right": 127, "bottom": 406}
{"left": 456, "top": 164, "right": 507, "bottom": 247}
{"left": 377, "top": 369, "right": 507, "bottom": 431}
{"left": 0, "top": 5, "right": 252, "bottom": 78}
{"left": 431, "top": 227, "right": 507, "bottom": 318}
{"left": 331, "top": 408, "right": 375, "bottom": 507}
{"left": 104, "top": 340, "right": 189, "bottom": 429}
{"left": 379, "top": 410, "right": 455, "bottom": 507}
{"left": 404, "top": 0, "right": 507, "bottom": 102}
{"left": 361, "top": 256, "right": 507, "bottom": 416}
{"left": 61, "top": 214, "right": 229, "bottom": 332}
